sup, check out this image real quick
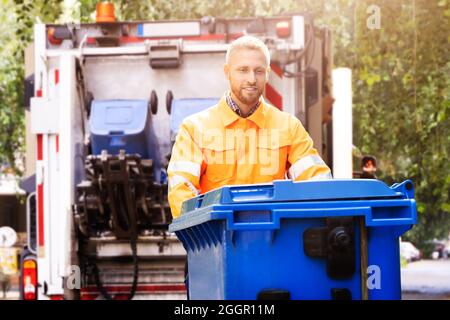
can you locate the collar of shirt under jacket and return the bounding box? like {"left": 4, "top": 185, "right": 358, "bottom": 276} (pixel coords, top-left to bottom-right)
{"left": 226, "top": 92, "right": 260, "bottom": 118}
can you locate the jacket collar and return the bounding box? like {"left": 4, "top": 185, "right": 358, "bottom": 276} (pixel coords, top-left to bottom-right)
{"left": 218, "top": 92, "right": 267, "bottom": 129}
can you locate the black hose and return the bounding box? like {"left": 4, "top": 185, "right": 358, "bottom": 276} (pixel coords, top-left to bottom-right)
{"left": 89, "top": 186, "right": 139, "bottom": 300}
{"left": 283, "top": 19, "right": 316, "bottom": 78}
{"left": 90, "top": 236, "right": 139, "bottom": 300}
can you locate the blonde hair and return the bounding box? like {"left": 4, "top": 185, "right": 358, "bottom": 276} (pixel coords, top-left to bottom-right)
{"left": 226, "top": 35, "right": 270, "bottom": 65}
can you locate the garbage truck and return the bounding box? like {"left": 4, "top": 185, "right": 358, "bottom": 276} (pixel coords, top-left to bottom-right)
{"left": 19, "top": 7, "right": 335, "bottom": 300}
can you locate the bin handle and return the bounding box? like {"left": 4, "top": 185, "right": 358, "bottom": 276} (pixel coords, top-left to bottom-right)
{"left": 221, "top": 207, "right": 373, "bottom": 231}
{"left": 224, "top": 212, "right": 281, "bottom": 231}
{"left": 218, "top": 205, "right": 413, "bottom": 231}
{"left": 227, "top": 221, "right": 280, "bottom": 231}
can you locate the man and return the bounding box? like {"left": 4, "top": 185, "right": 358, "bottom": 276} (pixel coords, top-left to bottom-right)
{"left": 168, "top": 36, "right": 332, "bottom": 218}
{"left": 360, "top": 155, "right": 377, "bottom": 179}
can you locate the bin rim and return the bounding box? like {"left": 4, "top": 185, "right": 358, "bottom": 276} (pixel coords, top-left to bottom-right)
{"left": 169, "top": 179, "right": 416, "bottom": 232}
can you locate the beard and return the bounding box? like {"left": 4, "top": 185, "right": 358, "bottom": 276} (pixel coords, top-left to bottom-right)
{"left": 232, "top": 85, "right": 263, "bottom": 106}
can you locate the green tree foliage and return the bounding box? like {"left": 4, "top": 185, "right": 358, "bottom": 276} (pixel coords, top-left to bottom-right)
{"left": 0, "top": 0, "right": 63, "bottom": 173}
{"left": 0, "top": 0, "right": 448, "bottom": 245}
{"left": 340, "top": 0, "right": 450, "bottom": 246}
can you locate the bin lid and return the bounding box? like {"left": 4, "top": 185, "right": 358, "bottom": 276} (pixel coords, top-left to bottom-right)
{"left": 89, "top": 100, "right": 148, "bottom": 135}
{"left": 170, "top": 179, "right": 416, "bottom": 232}
{"left": 180, "top": 179, "right": 413, "bottom": 214}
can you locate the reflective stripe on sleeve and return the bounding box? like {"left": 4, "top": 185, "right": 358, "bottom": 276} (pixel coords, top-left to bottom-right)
{"left": 169, "top": 175, "right": 200, "bottom": 196}
{"left": 308, "top": 171, "right": 333, "bottom": 181}
{"left": 288, "top": 155, "right": 326, "bottom": 180}
{"left": 167, "top": 161, "right": 201, "bottom": 177}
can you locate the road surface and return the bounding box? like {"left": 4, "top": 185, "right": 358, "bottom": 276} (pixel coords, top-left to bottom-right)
{"left": 401, "top": 259, "right": 450, "bottom": 300}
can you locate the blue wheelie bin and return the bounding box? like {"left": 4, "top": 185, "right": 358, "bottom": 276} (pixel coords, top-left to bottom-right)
{"left": 89, "top": 99, "right": 153, "bottom": 158}
{"left": 169, "top": 179, "right": 417, "bottom": 300}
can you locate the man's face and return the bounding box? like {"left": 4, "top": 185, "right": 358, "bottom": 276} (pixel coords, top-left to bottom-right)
{"left": 224, "top": 48, "right": 269, "bottom": 107}
{"left": 363, "top": 160, "right": 376, "bottom": 171}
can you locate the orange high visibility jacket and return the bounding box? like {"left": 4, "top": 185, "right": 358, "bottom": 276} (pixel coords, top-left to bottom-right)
{"left": 168, "top": 94, "right": 332, "bottom": 218}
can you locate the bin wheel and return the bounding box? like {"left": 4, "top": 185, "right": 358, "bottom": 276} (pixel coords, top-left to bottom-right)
{"left": 149, "top": 90, "right": 158, "bottom": 115}
{"left": 166, "top": 90, "right": 173, "bottom": 114}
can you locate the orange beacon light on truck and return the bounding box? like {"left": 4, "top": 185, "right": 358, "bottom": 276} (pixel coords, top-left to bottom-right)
{"left": 96, "top": 2, "right": 116, "bottom": 23}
